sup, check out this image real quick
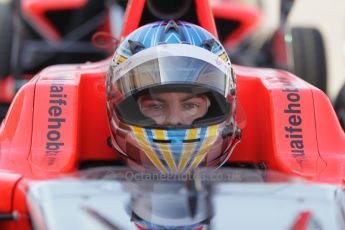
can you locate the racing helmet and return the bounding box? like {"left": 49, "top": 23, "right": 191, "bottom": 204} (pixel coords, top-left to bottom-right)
{"left": 106, "top": 20, "right": 240, "bottom": 173}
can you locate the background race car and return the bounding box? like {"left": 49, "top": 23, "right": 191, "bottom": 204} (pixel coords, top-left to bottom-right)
{"left": 286, "top": 0, "right": 345, "bottom": 128}
{"left": 0, "top": 0, "right": 282, "bottom": 120}
{"left": 0, "top": 0, "right": 124, "bottom": 118}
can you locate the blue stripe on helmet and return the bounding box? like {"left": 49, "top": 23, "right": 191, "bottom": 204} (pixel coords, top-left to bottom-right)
{"left": 145, "top": 129, "right": 169, "bottom": 170}
{"left": 166, "top": 129, "right": 187, "bottom": 166}
{"left": 184, "top": 127, "right": 207, "bottom": 170}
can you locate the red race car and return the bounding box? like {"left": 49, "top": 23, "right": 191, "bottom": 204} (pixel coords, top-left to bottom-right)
{"left": 0, "top": 0, "right": 116, "bottom": 117}
{"left": 0, "top": 0, "right": 262, "bottom": 120}
{"left": 0, "top": 0, "right": 344, "bottom": 229}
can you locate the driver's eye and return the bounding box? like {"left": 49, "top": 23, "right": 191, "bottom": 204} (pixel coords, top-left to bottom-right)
{"left": 140, "top": 102, "right": 166, "bottom": 117}
{"left": 150, "top": 104, "right": 165, "bottom": 110}
{"left": 182, "top": 103, "right": 199, "bottom": 110}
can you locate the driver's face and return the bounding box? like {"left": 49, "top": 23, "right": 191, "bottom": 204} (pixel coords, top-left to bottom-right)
{"left": 138, "top": 92, "right": 210, "bottom": 125}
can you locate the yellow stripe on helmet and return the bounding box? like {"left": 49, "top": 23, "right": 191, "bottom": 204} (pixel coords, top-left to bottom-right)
{"left": 152, "top": 129, "right": 177, "bottom": 172}
{"left": 177, "top": 128, "right": 199, "bottom": 171}
{"left": 187, "top": 125, "right": 219, "bottom": 170}
{"left": 116, "top": 55, "right": 127, "bottom": 64}
{"left": 219, "top": 52, "right": 229, "bottom": 63}
{"left": 132, "top": 127, "right": 167, "bottom": 173}
{"left": 153, "top": 129, "right": 166, "bottom": 140}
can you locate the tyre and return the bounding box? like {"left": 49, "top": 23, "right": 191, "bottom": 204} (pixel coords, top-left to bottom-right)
{"left": 0, "top": 1, "right": 13, "bottom": 80}
{"left": 335, "top": 84, "right": 345, "bottom": 130}
{"left": 291, "top": 28, "right": 327, "bottom": 92}
{"left": 0, "top": 103, "right": 9, "bottom": 121}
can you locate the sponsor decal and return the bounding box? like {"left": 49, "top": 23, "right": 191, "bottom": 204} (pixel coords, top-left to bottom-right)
{"left": 266, "top": 76, "right": 305, "bottom": 164}
{"left": 283, "top": 88, "right": 304, "bottom": 157}
{"left": 45, "top": 84, "right": 66, "bottom": 165}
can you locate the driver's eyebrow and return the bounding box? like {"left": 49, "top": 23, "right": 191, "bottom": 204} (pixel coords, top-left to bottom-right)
{"left": 152, "top": 94, "right": 196, "bottom": 102}
{"left": 140, "top": 95, "right": 165, "bottom": 102}
{"left": 181, "top": 95, "right": 202, "bottom": 102}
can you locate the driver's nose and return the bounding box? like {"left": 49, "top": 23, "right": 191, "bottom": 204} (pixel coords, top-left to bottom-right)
{"left": 164, "top": 108, "right": 183, "bottom": 125}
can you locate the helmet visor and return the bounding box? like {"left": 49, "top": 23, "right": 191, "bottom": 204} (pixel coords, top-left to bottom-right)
{"left": 109, "top": 44, "right": 234, "bottom": 128}
{"left": 111, "top": 44, "right": 232, "bottom": 97}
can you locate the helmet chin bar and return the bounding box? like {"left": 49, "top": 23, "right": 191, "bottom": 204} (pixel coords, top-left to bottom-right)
{"left": 217, "top": 129, "right": 241, "bottom": 169}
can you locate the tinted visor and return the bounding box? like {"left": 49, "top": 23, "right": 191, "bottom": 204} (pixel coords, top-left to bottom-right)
{"left": 114, "top": 56, "right": 229, "bottom": 97}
